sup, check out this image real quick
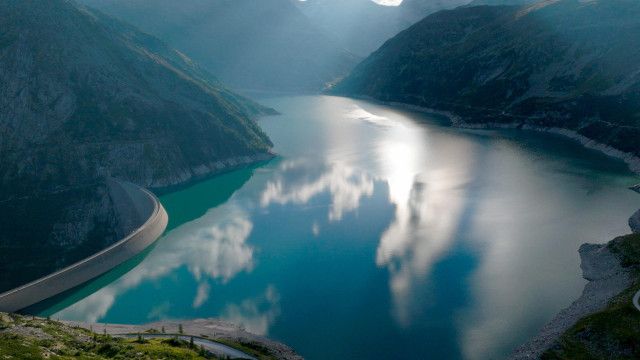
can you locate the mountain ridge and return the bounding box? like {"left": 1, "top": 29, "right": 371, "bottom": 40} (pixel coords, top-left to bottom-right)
{"left": 333, "top": 0, "right": 640, "bottom": 172}
{"left": 80, "top": 0, "right": 359, "bottom": 92}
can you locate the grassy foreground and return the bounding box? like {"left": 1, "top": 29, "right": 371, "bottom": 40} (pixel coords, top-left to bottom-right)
{"left": 542, "top": 233, "right": 640, "bottom": 360}
{"left": 0, "top": 313, "right": 271, "bottom": 359}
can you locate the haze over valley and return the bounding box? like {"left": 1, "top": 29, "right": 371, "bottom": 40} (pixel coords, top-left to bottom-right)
{"left": 0, "top": 1, "right": 639, "bottom": 359}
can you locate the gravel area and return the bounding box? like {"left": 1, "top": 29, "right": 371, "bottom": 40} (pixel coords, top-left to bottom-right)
{"left": 509, "top": 243, "right": 633, "bottom": 359}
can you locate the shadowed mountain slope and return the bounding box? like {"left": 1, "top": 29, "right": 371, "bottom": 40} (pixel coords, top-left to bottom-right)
{"left": 0, "top": 0, "right": 273, "bottom": 293}
{"left": 334, "top": 0, "right": 640, "bottom": 164}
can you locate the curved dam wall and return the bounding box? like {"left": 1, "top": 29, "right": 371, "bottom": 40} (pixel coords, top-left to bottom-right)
{"left": 0, "top": 180, "right": 168, "bottom": 313}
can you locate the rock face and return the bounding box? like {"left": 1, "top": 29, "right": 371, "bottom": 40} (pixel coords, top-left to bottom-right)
{"left": 510, "top": 243, "right": 633, "bottom": 359}
{"left": 334, "top": 0, "right": 640, "bottom": 167}
{"left": 630, "top": 210, "right": 640, "bottom": 233}
{"left": 631, "top": 185, "right": 640, "bottom": 233}
{"left": 0, "top": 0, "right": 274, "bottom": 292}
{"left": 80, "top": 0, "right": 359, "bottom": 92}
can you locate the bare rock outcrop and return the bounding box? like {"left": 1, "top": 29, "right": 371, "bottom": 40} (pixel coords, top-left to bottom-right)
{"left": 630, "top": 209, "right": 640, "bottom": 234}
{"left": 509, "top": 243, "right": 632, "bottom": 359}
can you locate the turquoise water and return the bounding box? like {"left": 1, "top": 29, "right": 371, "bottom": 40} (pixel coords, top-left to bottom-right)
{"left": 44, "top": 96, "right": 639, "bottom": 359}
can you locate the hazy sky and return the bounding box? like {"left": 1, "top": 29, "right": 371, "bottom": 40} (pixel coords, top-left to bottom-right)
{"left": 298, "top": 0, "right": 404, "bottom": 5}
{"left": 372, "top": 0, "right": 403, "bottom": 5}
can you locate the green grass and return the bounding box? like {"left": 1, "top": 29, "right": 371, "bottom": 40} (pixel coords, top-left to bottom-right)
{"left": 609, "top": 233, "right": 640, "bottom": 269}
{"left": 0, "top": 313, "right": 253, "bottom": 359}
{"left": 215, "top": 338, "right": 278, "bottom": 360}
{"left": 542, "top": 233, "right": 640, "bottom": 359}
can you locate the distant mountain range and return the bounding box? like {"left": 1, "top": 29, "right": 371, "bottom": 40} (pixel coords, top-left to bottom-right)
{"left": 0, "top": 0, "right": 273, "bottom": 291}
{"left": 334, "top": 0, "right": 640, "bottom": 165}
{"left": 80, "top": 0, "right": 360, "bottom": 92}
{"left": 296, "top": 0, "right": 470, "bottom": 56}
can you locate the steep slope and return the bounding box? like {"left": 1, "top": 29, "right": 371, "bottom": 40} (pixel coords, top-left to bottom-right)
{"left": 0, "top": 0, "right": 273, "bottom": 293}
{"left": 296, "top": 0, "right": 469, "bottom": 56}
{"left": 334, "top": 0, "right": 640, "bottom": 170}
{"left": 0, "top": 0, "right": 274, "bottom": 197}
{"left": 80, "top": 0, "right": 359, "bottom": 92}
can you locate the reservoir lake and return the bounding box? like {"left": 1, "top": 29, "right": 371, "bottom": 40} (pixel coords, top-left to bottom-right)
{"left": 40, "top": 95, "right": 639, "bottom": 359}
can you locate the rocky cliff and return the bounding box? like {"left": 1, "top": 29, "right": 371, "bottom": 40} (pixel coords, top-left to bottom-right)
{"left": 631, "top": 210, "right": 640, "bottom": 234}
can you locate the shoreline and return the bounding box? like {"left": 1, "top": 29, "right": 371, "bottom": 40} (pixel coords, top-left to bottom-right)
{"left": 150, "top": 152, "right": 276, "bottom": 196}
{"left": 509, "top": 241, "right": 634, "bottom": 359}
{"left": 0, "top": 181, "right": 168, "bottom": 313}
{"left": 455, "top": 122, "right": 640, "bottom": 175}
{"left": 344, "top": 95, "right": 640, "bottom": 176}
{"left": 511, "top": 190, "right": 640, "bottom": 358}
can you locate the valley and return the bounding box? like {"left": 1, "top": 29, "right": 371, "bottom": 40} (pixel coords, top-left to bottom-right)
{"left": 1, "top": 1, "right": 639, "bottom": 359}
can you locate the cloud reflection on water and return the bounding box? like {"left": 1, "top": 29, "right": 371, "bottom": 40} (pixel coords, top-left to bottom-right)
{"left": 270, "top": 101, "right": 482, "bottom": 328}
{"left": 221, "top": 285, "right": 281, "bottom": 336}
{"left": 373, "top": 125, "right": 479, "bottom": 326}
{"left": 193, "top": 281, "right": 211, "bottom": 309}
{"left": 260, "top": 160, "right": 374, "bottom": 222}
{"left": 55, "top": 205, "right": 255, "bottom": 323}
{"left": 376, "top": 172, "right": 470, "bottom": 326}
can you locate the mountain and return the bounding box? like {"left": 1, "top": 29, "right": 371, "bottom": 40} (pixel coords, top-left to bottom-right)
{"left": 79, "top": 0, "right": 359, "bottom": 92}
{"left": 0, "top": 0, "right": 273, "bottom": 292}
{"left": 334, "top": 0, "right": 640, "bottom": 166}
{"left": 296, "top": 0, "right": 470, "bottom": 56}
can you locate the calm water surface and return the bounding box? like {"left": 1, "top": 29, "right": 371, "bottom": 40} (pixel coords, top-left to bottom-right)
{"left": 43, "top": 96, "right": 639, "bottom": 359}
